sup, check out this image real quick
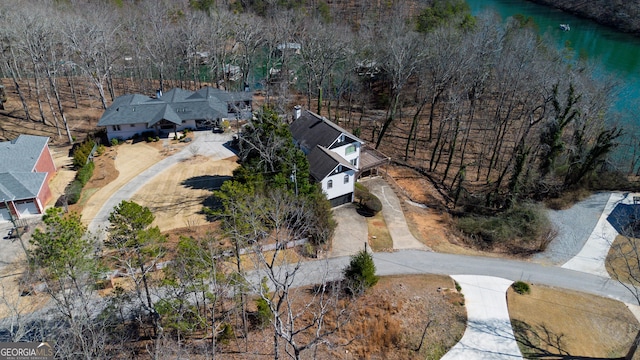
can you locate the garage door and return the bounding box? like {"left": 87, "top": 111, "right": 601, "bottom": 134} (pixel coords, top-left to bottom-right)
{"left": 329, "top": 193, "right": 353, "bottom": 207}
{"left": 15, "top": 201, "right": 38, "bottom": 217}
{"left": 0, "top": 207, "right": 10, "bottom": 222}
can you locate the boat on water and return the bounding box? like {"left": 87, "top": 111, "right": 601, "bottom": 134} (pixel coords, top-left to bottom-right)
{"left": 559, "top": 24, "right": 571, "bottom": 31}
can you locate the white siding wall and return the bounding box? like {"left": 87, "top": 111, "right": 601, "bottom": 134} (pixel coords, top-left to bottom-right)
{"left": 332, "top": 141, "right": 361, "bottom": 169}
{"left": 107, "top": 123, "right": 149, "bottom": 141}
{"left": 107, "top": 120, "right": 198, "bottom": 140}
{"left": 321, "top": 169, "right": 356, "bottom": 200}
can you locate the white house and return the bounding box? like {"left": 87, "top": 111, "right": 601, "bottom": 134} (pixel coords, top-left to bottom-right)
{"left": 98, "top": 86, "right": 252, "bottom": 141}
{"left": 289, "top": 107, "right": 363, "bottom": 207}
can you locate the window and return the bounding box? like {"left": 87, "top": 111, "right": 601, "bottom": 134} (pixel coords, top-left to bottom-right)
{"left": 130, "top": 124, "right": 136, "bottom": 127}
{"left": 344, "top": 174, "right": 349, "bottom": 184}
{"left": 345, "top": 144, "right": 356, "bottom": 155}
{"left": 350, "top": 158, "right": 358, "bottom": 167}
{"left": 113, "top": 125, "right": 121, "bottom": 131}
{"left": 327, "top": 180, "right": 333, "bottom": 189}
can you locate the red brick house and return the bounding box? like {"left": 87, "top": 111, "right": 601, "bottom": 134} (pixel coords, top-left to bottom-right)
{"left": 0, "top": 135, "right": 56, "bottom": 221}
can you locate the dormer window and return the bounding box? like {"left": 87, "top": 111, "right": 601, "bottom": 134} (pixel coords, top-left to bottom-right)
{"left": 339, "top": 134, "right": 345, "bottom": 142}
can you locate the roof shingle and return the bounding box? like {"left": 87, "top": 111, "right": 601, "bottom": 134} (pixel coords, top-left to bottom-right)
{"left": 97, "top": 86, "right": 252, "bottom": 127}
{"left": 0, "top": 135, "right": 50, "bottom": 201}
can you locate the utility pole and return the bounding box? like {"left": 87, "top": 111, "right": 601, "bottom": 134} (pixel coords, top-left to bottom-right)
{"left": 3, "top": 199, "right": 29, "bottom": 260}
{"left": 290, "top": 164, "right": 298, "bottom": 197}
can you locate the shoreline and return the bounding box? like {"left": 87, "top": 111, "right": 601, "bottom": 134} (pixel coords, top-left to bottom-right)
{"left": 526, "top": 0, "right": 640, "bottom": 36}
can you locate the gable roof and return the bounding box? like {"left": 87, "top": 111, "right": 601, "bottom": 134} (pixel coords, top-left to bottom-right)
{"left": 98, "top": 86, "right": 252, "bottom": 127}
{"left": 307, "top": 146, "right": 356, "bottom": 181}
{"left": 0, "top": 135, "right": 50, "bottom": 201}
{"left": 0, "top": 135, "right": 48, "bottom": 173}
{"left": 289, "top": 110, "right": 363, "bottom": 152}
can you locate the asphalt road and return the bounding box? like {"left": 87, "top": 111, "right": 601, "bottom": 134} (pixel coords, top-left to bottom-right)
{"left": 263, "top": 249, "right": 638, "bottom": 305}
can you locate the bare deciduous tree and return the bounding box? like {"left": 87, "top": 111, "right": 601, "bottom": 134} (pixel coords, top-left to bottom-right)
{"left": 247, "top": 190, "right": 351, "bottom": 360}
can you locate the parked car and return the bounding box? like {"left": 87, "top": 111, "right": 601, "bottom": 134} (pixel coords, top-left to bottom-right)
{"left": 212, "top": 126, "right": 224, "bottom": 133}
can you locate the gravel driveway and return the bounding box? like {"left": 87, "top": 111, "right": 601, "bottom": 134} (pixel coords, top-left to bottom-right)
{"left": 532, "top": 192, "right": 611, "bottom": 265}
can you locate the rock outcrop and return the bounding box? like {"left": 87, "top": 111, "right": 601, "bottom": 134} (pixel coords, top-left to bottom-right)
{"left": 527, "top": 0, "right": 640, "bottom": 36}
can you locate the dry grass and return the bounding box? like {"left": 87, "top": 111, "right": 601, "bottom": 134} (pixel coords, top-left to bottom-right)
{"left": 129, "top": 155, "right": 239, "bottom": 232}
{"left": 367, "top": 211, "right": 393, "bottom": 251}
{"left": 508, "top": 284, "right": 639, "bottom": 359}
{"left": 236, "top": 249, "right": 303, "bottom": 272}
{"left": 0, "top": 258, "right": 50, "bottom": 320}
{"left": 606, "top": 234, "right": 640, "bottom": 285}
{"left": 386, "top": 166, "right": 496, "bottom": 256}
{"left": 324, "top": 275, "right": 466, "bottom": 359}
{"left": 544, "top": 187, "right": 594, "bottom": 210}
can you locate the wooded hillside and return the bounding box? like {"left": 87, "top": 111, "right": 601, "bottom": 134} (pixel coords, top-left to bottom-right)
{"left": 0, "top": 0, "right": 634, "bottom": 210}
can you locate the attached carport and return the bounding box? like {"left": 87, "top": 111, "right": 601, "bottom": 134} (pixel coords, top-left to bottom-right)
{"left": 357, "top": 146, "right": 390, "bottom": 179}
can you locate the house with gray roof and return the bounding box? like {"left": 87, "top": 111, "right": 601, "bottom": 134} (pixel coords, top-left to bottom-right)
{"left": 0, "top": 135, "right": 56, "bottom": 221}
{"left": 290, "top": 107, "right": 363, "bottom": 207}
{"left": 289, "top": 107, "right": 390, "bottom": 207}
{"left": 98, "top": 86, "right": 253, "bottom": 141}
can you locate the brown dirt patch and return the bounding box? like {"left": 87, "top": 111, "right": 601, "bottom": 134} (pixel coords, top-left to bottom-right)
{"left": 508, "top": 284, "right": 639, "bottom": 358}
{"left": 216, "top": 274, "right": 466, "bottom": 360}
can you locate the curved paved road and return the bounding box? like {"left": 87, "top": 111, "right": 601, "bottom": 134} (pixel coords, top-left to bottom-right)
{"left": 263, "top": 249, "right": 637, "bottom": 305}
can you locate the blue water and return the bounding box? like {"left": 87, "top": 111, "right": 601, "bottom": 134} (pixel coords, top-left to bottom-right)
{"left": 467, "top": 0, "right": 640, "bottom": 126}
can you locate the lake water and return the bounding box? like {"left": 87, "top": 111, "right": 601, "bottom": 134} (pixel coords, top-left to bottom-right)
{"left": 467, "top": 0, "right": 640, "bottom": 127}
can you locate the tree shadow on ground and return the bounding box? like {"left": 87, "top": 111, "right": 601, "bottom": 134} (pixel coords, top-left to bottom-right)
{"left": 355, "top": 204, "right": 376, "bottom": 217}
{"left": 607, "top": 203, "right": 640, "bottom": 237}
{"left": 511, "top": 319, "right": 625, "bottom": 359}
{"left": 181, "top": 175, "right": 232, "bottom": 191}
{"left": 223, "top": 140, "right": 239, "bottom": 155}
{"left": 180, "top": 175, "right": 231, "bottom": 220}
